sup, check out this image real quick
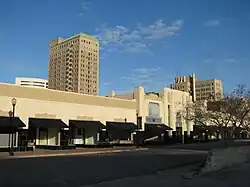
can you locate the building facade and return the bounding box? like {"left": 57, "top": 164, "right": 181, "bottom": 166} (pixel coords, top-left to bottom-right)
{"left": 0, "top": 83, "right": 195, "bottom": 150}
{"left": 15, "top": 77, "right": 48, "bottom": 89}
{"left": 170, "top": 73, "right": 196, "bottom": 101}
{"left": 48, "top": 33, "right": 99, "bottom": 95}
{"left": 0, "top": 83, "right": 136, "bottom": 149}
{"left": 108, "top": 87, "right": 194, "bottom": 142}
{"left": 195, "top": 79, "right": 223, "bottom": 101}
{"left": 170, "top": 73, "right": 223, "bottom": 101}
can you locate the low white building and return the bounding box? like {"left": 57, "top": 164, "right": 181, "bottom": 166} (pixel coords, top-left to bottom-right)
{"left": 15, "top": 77, "right": 48, "bottom": 89}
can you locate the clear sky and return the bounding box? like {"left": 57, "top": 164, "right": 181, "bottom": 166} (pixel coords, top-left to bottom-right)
{"left": 0, "top": 0, "right": 250, "bottom": 95}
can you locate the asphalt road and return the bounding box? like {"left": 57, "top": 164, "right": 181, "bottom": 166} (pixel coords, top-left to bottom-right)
{"left": 147, "top": 140, "right": 250, "bottom": 151}
{"left": 0, "top": 149, "right": 207, "bottom": 187}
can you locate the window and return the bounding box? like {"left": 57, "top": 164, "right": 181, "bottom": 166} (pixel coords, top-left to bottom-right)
{"left": 148, "top": 102, "right": 160, "bottom": 117}
{"left": 77, "top": 128, "right": 82, "bottom": 136}
{"left": 176, "top": 112, "right": 182, "bottom": 127}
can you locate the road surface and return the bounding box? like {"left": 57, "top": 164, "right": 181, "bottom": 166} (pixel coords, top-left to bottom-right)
{"left": 0, "top": 148, "right": 207, "bottom": 187}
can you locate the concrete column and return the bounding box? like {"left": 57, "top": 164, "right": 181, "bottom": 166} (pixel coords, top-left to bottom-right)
{"left": 135, "top": 87, "right": 145, "bottom": 130}
{"left": 164, "top": 88, "right": 172, "bottom": 137}
{"left": 163, "top": 88, "right": 168, "bottom": 125}
{"left": 36, "top": 128, "right": 39, "bottom": 145}
{"left": 170, "top": 92, "right": 176, "bottom": 131}
{"left": 15, "top": 132, "right": 18, "bottom": 147}
{"left": 58, "top": 130, "right": 61, "bottom": 146}
{"left": 97, "top": 132, "right": 100, "bottom": 142}
{"left": 131, "top": 133, "right": 134, "bottom": 141}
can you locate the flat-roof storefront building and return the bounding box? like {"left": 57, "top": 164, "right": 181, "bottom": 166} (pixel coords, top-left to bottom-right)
{"left": 0, "top": 83, "right": 137, "bottom": 150}
{"left": 0, "top": 83, "right": 195, "bottom": 150}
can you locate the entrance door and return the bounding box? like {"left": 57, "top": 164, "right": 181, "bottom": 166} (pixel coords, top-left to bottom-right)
{"left": 99, "top": 130, "right": 108, "bottom": 142}
{"left": 39, "top": 128, "right": 48, "bottom": 145}
{"left": 75, "top": 128, "right": 85, "bottom": 145}
{"left": 60, "top": 130, "right": 69, "bottom": 146}
{"left": 18, "top": 130, "right": 28, "bottom": 151}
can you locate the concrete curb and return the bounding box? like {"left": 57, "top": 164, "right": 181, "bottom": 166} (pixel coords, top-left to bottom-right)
{"left": 1, "top": 148, "right": 148, "bottom": 159}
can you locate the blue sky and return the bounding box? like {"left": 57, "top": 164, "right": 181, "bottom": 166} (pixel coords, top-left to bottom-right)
{"left": 0, "top": 0, "right": 250, "bottom": 95}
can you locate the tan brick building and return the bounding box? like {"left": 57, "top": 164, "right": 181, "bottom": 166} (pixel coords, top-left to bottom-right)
{"left": 48, "top": 33, "right": 99, "bottom": 95}
{"left": 195, "top": 79, "right": 223, "bottom": 101}
{"left": 170, "top": 73, "right": 223, "bottom": 101}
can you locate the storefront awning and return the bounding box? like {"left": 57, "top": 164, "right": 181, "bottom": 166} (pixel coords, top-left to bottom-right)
{"left": 0, "top": 116, "right": 25, "bottom": 127}
{"left": 29, "top": 118, "right": 68, "bottom": 128}
{"left": 145, "top": 122, "right": 173, "bottom": 131}
{"left": 106, "top": 121, "right": 137, "bottom": 131}
{"left": 69, "top": 120, "right": 106, "bottom": 130}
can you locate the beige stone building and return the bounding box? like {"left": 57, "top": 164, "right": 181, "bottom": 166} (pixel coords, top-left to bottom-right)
{"left": 108, "top": 87, "right": 193, "bottom": 142}
{"left": 48, "top": 33, "right": 99, "bottom": 95}
{"left": 0, "top": 83, "right": 193, "bottom": 150}
{"left": 195, "top": 79, "right": 223, "bottom": 101}
{"left": 170, "top": 73, "right": 223, "bottom": 101}
{"left": 0, "top": 83, "right": 136, "bottom": 149}
{"left": 170, "top": 73, "right": 197, "bottom": 102}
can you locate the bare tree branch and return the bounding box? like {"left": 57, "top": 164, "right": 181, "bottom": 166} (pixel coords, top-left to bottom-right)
{"left": 182, "top": 84, "right": 250, "bottom": 145}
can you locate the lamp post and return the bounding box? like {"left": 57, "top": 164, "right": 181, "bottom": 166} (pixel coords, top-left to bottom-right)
{"left": 135, "top": 110, "right": 140, "bottom": 147}
{"left": 8, "top": 110, "right": 13, "bottom": 155}
{"left": 9, "top": 98, "right": 17, "bottom": 156}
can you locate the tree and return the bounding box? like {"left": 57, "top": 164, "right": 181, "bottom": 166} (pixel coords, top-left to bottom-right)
{"left": 206, "top": 85, "right": 250, "bottom": 143}
{"left": 241, "top": 114, "right": 250, "bottom": 137}
{"left": 183, "top": 100, "right": 207, "bottom": 126}
{"left": 183, "top": 84, "right": 250, "bottom": 145}
{"left": 228, "top": 85, "right": 250, "bottom": 133}
{"left": 181, "top": 100, "right": 209, "bottom": 141}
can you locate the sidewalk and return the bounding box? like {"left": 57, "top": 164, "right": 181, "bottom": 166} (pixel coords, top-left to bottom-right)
{"left": 0, "top": 147, "right": 147, "bottom": 159}
{"left": 185, "top": 162, "right": 250, "bottom": 187}
{"left": 80, "top": 162, "right": 250, "bottom": 187}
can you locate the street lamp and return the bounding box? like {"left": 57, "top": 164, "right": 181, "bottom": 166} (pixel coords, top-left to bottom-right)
{"left": 135, "top": 110, "right": 143, "bottom": 148}
{"left": 8, "top": 110, "right": 13, "bottom": 155}
{"left": 9, "top": 98, "right": 17, "bottom": 156}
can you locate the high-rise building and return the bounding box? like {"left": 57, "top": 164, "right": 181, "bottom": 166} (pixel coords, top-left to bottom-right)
{"left": 15, "top": 77, "right": 48, "bottom": 89}
{"left": 170, "top": 73, "right": 223, "bottom": 101}
{"left": 48, "top": 33, "right": 99, "bottom": 95}
{"left": 170, "top": 73, "right": 196, "bottom": 102}
{"left": 195, "top": 79, "right": 223, "bottom": 101}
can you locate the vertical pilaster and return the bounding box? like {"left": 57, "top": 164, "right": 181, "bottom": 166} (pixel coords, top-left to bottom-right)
{"left": 58, "top": 130, "right": 61, "bottom": 146}
{"left": 135, "top": 87, "right": 145, "bottom": 130}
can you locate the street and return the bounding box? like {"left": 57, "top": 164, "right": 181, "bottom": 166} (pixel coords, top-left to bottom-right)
{"left": 0, "top": 148, "right": 207, "bottom": 187}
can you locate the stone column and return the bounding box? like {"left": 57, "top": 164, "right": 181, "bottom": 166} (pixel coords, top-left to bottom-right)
{"left": 36, "top": 128, "right": 39, "bottom": 145}
{"left": 135, "top": 86, "right": 145, "bottom": 130}
{"left": 58, "top": 130, "right": 61, "bottom": 146}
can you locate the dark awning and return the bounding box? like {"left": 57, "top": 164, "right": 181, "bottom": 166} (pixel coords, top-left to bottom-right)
{"left": 69, "top": 120, "right": 106, "bottom": 130}
{"left": 29, "top": 118, "right": 68, "bottom": 128}
{"left": 0, "top": 116, "right": 25, "bottom": 128}
{"left": 106, "top": 121, "right": 136, "bottom": 131}
{"left": 145, "top": 122, "right": 173, "bottom": 131}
